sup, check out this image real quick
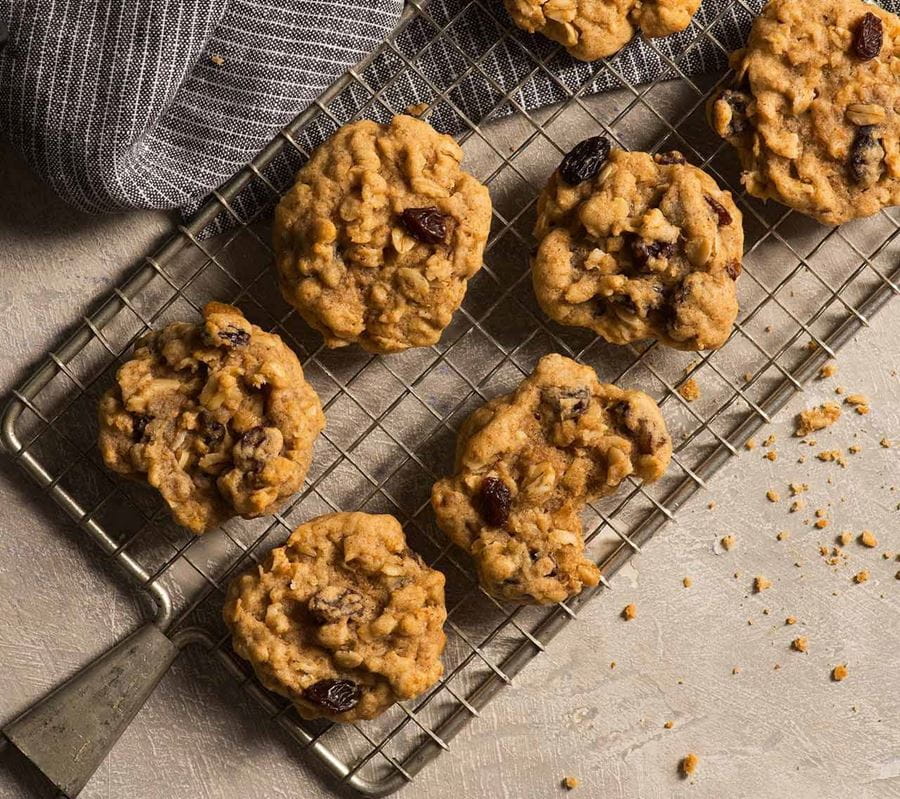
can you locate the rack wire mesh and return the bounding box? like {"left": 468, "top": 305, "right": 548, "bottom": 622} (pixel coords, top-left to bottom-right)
{"left": 3, "top": 0, "right": 899, "bottom": 795}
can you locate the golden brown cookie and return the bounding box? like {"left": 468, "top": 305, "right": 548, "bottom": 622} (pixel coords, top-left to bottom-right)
{"left": 223, "top": 512, "right": 447, "bottom": 722}
{"left": 532, "top": 142, "right": 743, "bottom": 351}
{"left": 431, "top": 354, "right": 671, "bottom": 604}
{"left": 503, "top": 0, "right": 701, "bottom": 61}
{"left": 98, "top": 303, "right": 324, "bottom": 534}
{"left": 273, "top": 115, "right": 492, "bottom": 353}
{"left": 708, "top": 0, "right": 900, "bottom": 225}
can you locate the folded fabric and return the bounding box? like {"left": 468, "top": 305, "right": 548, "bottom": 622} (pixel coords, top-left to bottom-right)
{"left": 1, "top": 0, "right": 895, "bottom": 221}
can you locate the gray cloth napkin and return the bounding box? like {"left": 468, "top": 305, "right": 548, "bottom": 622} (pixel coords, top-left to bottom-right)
{"left": 0, "top": 0, "right": 895, "bottom": 221}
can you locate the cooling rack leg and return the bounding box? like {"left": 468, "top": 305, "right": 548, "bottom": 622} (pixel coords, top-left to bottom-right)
{"left": 2, "top": 622, "right": 178, "bottom": 798}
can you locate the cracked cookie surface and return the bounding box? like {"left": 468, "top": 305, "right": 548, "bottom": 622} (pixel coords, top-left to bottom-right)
{"left": 503, "top": 0, "right": 701, "bottom": 61}
{"left": 273, "top": 115, "right": 492, "bottom": 354}
{"left": 709, "top": 0, "right": 900, "bottom": 225}
{"left": 431, "top": 354, "right": 671, "bottom": 604}
{"left": 533, "top": 145, "right": 743, "bottom": 351}
{"left": 98, "top": 303, "right": 324, "bottom": 534}
{"left": 223, "top": 512, "right": 447, "bottom": 722}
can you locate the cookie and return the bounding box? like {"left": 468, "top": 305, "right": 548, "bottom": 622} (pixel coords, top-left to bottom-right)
{"left": 532, "top": 142, "right": 743, "bottom": 351}
{"left": 273, "top": 115, "right": 492, "bottom": 354}
{"left": 98, "top": 303, "right": 324, "bottom": 534}
{"left": 431, "top": 354, "right": 671, "bottom": 604}
{"left": 223, "top": 512, "right": 447, "bottom": 722}
{"left": 709, "top": 0, "right": 900, "bottom": 226}
{"left": 503, "top": 0, "right": 701, "bottom": 62}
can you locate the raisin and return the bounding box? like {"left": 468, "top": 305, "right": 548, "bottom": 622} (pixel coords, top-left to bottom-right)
{"left": 704, "top": 194, "right": 732, "bottom": 227}
{"left": 631, "top": 237, "right": 675, "bottom": 269}
{"left": 131, "top": 414, "right": 151, "bottom": 442}
{"left": 218, "top": 325, "right": 250, "bottom": 347}
{"left": 724, "top": 260, "right": 742, "bottom": 280}
{"left": 200, "top": 414, "right": 225, "bottom": 447}
{"left": 716, "top": 90, "right": 750, "bottom": 137}
{"left": 654, "top": 151, "right": 686, "bottom": 165}
{"left": 479, "top": 477, "right": 511, "bottom": 527}
{"left": 849, "top": 125, "right": 885, "bottom": 187}
{"left": 308, "top": 586, "right": 368, "bottom": 624}
{"left": 543, "top": 386, "right": 592, "bottom": 420}
{"left": 233, "top": 426, "right": 282, "bottom": 470}
{"left": 558, "top": 136, "right": 611, "bottom": 185}
{"left": 303, "top": 679, "right": 361, "bottom": 713}
{"left": 853, "top": 12, "right": 883, "bottom": 61}
{"left": 400, "top": 207, "right": 448, "bottom": 244}
{"left": 610, "top": 401, "right": 657, "bottom": 455}
{"left": 611, "top": 294, "right": 639, "bottom": 315}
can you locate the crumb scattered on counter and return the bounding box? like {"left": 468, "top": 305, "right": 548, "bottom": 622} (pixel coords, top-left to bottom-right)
{"left": 854, "top": 570, "right": 870, "bottom": 584}
{"left": 832, "top": 664, "right": 848, "bottom": 682}
{"left": 835, "top": 386, "right": 846, "bottom": 395}
{"left": 763, "top": 434, "right": 776, "bottom": 447}
{"left": 795, "top": 403, "right": 841, "bottom": 437}
{"left": 814, "top": 518, "right": 829, "bottom": 529}
{"left": 209, "top": 53, "right": 225, "bottom": 65}
{"left": 859, "top": 530, "right": 878, "bottom": 548}
{"left": 790, "top": 499, "right": 805, "bottom": 513}
{"left": 765, "top": 450, "right": 778, "bottom": 461}
{"left": 895, "top": 570, "right": 900, "bottom": 580}
{"left": 880, "top": 438, "right": 892, "bottom": 448}
{"left": 848, "top": 444, "right": 861, "bottom": 455}
{"left": 882, "top": 551, "right": 894, "bottom": 560}
{"left": 838, "top": 531, "right": 853, "bottom": 546}
{"left": 790, "top": 483, "right": 809, "bottom": 495}
{"left": 732, "top": 666, "right": 741, "bottom": 674}
{"left": 774, "top": 663, "right": 781, "bottom": 670}
{"left": 754, "top": 575, "right": 772, "bottom": 592}
{"left": 622, "top": 603, "right": 637, "bottom": 621}
{"left": 791, "top": 636, "right": 808, "bottom": 652}
{"left": 562, "top": 776, "right": 580, "bottom": 790}
{"left": 819, "top": 363, "right": 838, "bottom": 378}
{"left": 680, "top": 754, "right": 699, "bottom": 777}
{"left": 405, "top": 102, "right": 430, "bottom": 116}
{"left": 664, "top": 720, "right": 674, "bottom": 729}
{"left": 707, "top": 501, "right": 716, "bottom": 510}
{"left": 610, "top": 661, "right": 616, "bottom": 669}
{"left": 817, "top": 450, "right": 847, "bottom": 467}
{"left": 683, "top": 577, "right": 692, "bottom": 588}
{"left": 721, "top": 535, "right": 735, "bottom": 551}
{"left": 766, "top": 489, "right": 781, "bottom": 502}
{"left": 785, "top": 616, "right": 797, "bottom": 625}
{"left": 745, "top": 438, "right": 757, "bottom": 450}
{"left": 777, "top": 531, "right": 790, "bottom": 541}
{"left": 743, "top": 371, "right": 753, "bottom": 382}
{"left": 679, "top": 378, "right": 700, "bottom": 402}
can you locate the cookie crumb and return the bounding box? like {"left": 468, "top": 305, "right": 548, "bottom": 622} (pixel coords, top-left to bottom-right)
{"left": 844, "top": 393, "right": 869, "bottom": 407}
{"left": 754, "top": 575, "right": 772, "bottom": 592}
{"left": 664, "top": 720, "right": 674, "bottom": 729}
{"left": 789, "top": 483, "right": 809, "bottom": 495}
{"left": 776, "top": 531, "right": 790, "bottom": 541}
{"left": 814, "top": 518, "right": 829, "bottom": 529}
{"left": 745, "top": 438, "right": 757, "bottom": 450}
{"left": 721, "top": 535, "right": 735, "bottom": 551}
{"left": 817, "top": 450, "right": 846, "bottom": 467}
{"left": 682, "top": 576, "right": 693, "bottom": 588}
{"left": 680, "top": 753, "right": 699, "bottom": 777}
{"left": 785, "top": 616, "right": 797, "bottom": 625}
{"left": 766, "top": 489, "right": 781, "bottom": 503}
{"left": 819, "top": 363, "right": 837, "bottom": 378}
{"left": 764, "top": 450, "right": 778, "bottom": 461}
{"left": 210, "top": 53, "right": 225, "bottom": 66}
{"left": 853, "top": 570, "right": 870, "bottom": 584}
{"left": 859, "top": 530, "right": 878, "bottom": 548}
{"left": 848, "top": 444, "right": 861, "bottom": 455}
{"left": 707, "top": 500, "right": 716, "bottom": 510}
{"left": 678, "top": 378, "right": 700, "bottom": 402}
{"left": 832, "top": 664, "right": 848, "bottom": 682}
{"left": 763, "top": 434, "right": 777, "bottom": 447}
{"left": 732, "top": 666, "right": 741, "bottom": 674}
{"left": 838, "top": 531, "right": 853, "bottom": 546}
{"left": 789, "top": 499, "right": 805, "bottom": 513}
{"left": 405, "top": 102, "right": 430, "bottom": 117}
{"left": 562, "top": 776, "right": 580, "bottom": 790}
{"left": 791, "top": 636, "right": 808, "bottom": 652}
{"left": 794, "top": 403, "right": 841, "bottom": 437}
{"left": 610, "top": 661, "right": 616, "bottom": 669}
{"left": 880, "top": 438, "right": 892, "bottom": 448}
{"left": 743, "top": 371, "right": 754, "bottom": 383}
{"left": 835, "top": 386, "right": 845, "bottom": 395}
{"left": 622, "top": 603, "right": 637, "bottom": 621}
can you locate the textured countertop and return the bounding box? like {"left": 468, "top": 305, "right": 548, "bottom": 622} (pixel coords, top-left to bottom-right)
{"left": 1, "top": 131, "right": 898, "bottom": 799}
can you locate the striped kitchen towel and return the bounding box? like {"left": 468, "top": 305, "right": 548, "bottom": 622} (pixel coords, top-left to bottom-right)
{"left": 0, "top": 1, "right": 894, "bottom": 221}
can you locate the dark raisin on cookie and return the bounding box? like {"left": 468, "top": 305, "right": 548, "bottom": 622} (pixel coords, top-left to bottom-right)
{"left": 631, "top": 237, "right": 676, "bottom": 269}
{"left": 308, "top": 586, "right": 368, "bottom": 624}
{"left": 715, "top": 90, "right": 751, "bottom": 137}
{"left": 400, "top": 207, "right": 448, "bottom": 244}
{"left": 543, "top": 386, "right": 592, "bottom": 421}
{"left": 704, "top": 195, "right": 733, "bottom": 227}
{"left": 559, "top": 136, "right": 611, "bottom": 185}
{"left": 724, "top": 260, "right": 742, "bottom": 280}
{"left": 200, "top": 414, "right": 226, "bottom": 448}
{"left": 654, "top": 151, "right": 687, "bottom": 165}
{"left": 853, "top": 12, "right": 883, "bottom": 61}
{"left": 303, "top": 679, "right": 361, "bottom": 713}
{"left": 218, "top": 325, "right": 250, "bottom": 347}
{"left": 849, "top": 125, "right": 885, "bottom": 187}
{"left": 479, "top": 476, "right": 511, "bottom": 527}
{"left": 131, "top": 414, "right": 152, "bottom": 442}
{"left": 610, "top": 401, "right": 659, "bottom": 455}
{"left": 232, "top": 426, "right": 282, "bottom": 470}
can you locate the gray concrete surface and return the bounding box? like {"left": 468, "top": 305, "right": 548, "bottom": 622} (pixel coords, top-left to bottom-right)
{"left": 0, "top": 122, "right": 898, "bottom": 799}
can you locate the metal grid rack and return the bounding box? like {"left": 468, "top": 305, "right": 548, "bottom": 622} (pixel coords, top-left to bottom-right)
{"left": 3, "top": 0, "right": 898, "bottom": 795}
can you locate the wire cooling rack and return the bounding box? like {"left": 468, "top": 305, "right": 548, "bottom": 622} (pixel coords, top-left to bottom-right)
{"left": 3, "top": 0, "right": 899, "bottom": 795}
